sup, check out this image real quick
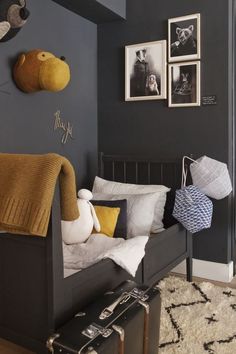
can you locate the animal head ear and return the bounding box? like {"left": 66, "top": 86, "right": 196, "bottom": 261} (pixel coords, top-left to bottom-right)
{"left": 176, "top": 27, "right": 181, "bottom": 35}
{"left": 16, "top": 54, "right": 26, "bottom": 68}
{"left": 88, "top": 202, "right": 101, "bottom": 232}
{"left": 188, "top": 25, "right": 194, "bottom": 32}
{"left": 0, "top": 21, "right": 10, "bottom": 40}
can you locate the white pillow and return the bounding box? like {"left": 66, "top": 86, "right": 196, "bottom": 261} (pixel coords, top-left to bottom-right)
{"left": 92, "top": 176, "right": 170, "bottom": 233}
{"left": 93, "top": 192, "right": 160, "bottom": 238}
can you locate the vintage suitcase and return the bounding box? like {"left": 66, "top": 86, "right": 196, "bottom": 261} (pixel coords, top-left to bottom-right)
{"left": 47, "top": 281, "right": 161, "bottom": 354}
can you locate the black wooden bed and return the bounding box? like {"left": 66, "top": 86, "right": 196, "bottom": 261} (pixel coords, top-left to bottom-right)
{"left": 0, "top": 153, "right": 192, "bottom": 354}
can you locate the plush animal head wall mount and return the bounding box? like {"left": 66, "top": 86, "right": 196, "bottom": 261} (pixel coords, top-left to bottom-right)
{"left": 13, "top": 49, "right": 71, "bottom": 93}
{"left": 0, "top": 0, "right": 30, "bottom": 42}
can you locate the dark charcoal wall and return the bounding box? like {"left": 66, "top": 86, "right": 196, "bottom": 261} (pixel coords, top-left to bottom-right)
{"left": 0, "top": 0, "right": 97, "bottom": 188}
{"left": 98, "top": 0, "right": 234, "bottom": 263}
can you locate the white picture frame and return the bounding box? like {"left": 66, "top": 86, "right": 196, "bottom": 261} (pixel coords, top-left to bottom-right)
{"left": 168, "top": 13, "right": 201, "bottom": 63}
{"left": 125, "top": 40, "right": 167, "bottom": 101}
{"left": 168, "top": 61, "right": 201, "bottom": 107}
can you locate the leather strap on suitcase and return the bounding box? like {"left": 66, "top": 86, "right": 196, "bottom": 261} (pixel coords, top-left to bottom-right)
{"left": 139, "top": 300, "right": 150, "bottom": 354}
{"left": 112, "top": 299, "right": 150, "bottom": 354}
{"left": 112, "top": 325, "right": 125, "bottom": 354}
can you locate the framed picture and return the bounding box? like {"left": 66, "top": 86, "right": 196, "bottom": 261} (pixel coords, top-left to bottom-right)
{"left": 125, "top": 40, "right": 167, "bottom": 101}
{"left": 168, "top": 61, "right": 201, "bottom": 107}
{"left": 168, "top": 13, "right": 201, "bottom": 62}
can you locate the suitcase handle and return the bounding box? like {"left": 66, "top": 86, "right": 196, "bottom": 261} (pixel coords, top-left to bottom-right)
{"left": 99, "top": 292, "right": 131, "bottom": 320}
{"left": 99, "top": 288, "right": 149, "bottom": 320}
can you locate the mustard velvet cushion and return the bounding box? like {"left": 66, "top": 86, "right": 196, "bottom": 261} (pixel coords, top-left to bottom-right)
{"left": 91, "top": 199, "right": 127, "bottom": 239}
{"left": 93, "top": 206, "right": 120, "bottom": 237}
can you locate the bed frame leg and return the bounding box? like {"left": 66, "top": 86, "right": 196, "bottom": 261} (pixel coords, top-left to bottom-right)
{"left": 186, "top": 232, "right": 193, "bottom": 282}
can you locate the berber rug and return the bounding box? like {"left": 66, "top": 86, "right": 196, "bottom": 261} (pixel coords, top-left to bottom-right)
{"left": 157, "top": 276, "right": 236, "bottom": 354}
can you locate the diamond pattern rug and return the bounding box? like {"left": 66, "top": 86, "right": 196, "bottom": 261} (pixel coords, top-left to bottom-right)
{"left": 157, "top": 276, "right": 236, "bottom": 354}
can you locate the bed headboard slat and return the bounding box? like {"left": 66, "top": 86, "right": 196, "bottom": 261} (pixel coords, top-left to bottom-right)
{"left": 147, "top": 162, "right": 151, "bottom": 184}
{"left": 160, "top": 164, "right": 164, "bottom": 184}
{"left": 112, "top": 161, "right": 115, "bottom": 180}
{"left": 123, "top": 162, "right": 127, "bottom": 182}
{"left": 99, "top": 152, "right": 183, "bottom": 190}
{"left": 135, "top": 162, "right": 138, "bottom": 183}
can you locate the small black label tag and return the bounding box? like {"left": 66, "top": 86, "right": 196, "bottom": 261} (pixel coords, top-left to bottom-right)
{"left": 202, "top": 95, "right": 217, "bottom": 106}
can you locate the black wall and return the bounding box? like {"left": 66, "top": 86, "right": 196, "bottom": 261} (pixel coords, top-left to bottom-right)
{"left": 98, "top": 0, "right": 234, "bottom": 263}
{"left": 0, "top": 0, "right": 98, "bottom": 188}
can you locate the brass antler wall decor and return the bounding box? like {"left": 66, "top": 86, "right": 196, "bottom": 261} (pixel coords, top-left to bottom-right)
{"left": 54, "top": 110, "right": 73, "bottom": 145}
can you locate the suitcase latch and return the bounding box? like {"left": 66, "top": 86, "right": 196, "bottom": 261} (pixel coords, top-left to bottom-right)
{"left": 130, "top": 288, "right": 149, "bottom": 302}
{"left": 82, "top": 323, "right": 113, "bottom": 339}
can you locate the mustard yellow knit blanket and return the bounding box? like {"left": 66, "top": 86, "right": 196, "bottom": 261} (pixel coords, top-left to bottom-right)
{"left": 0, "top": 153, "right": 79, "bottom": 236}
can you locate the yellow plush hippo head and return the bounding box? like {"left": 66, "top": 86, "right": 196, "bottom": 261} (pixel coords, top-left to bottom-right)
{"left": 13, "top": 49, "right": 71, "bottom": 93}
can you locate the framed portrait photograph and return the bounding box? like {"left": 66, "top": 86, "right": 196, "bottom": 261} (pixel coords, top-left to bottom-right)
{"left": 168, "top": 61, "right": 201, "bottom": 107}
{"left": 125, "top": 40, "right": 167, "bottom": 101}
{"left": 168, "top": 13, "right": 201, "bottom": 62}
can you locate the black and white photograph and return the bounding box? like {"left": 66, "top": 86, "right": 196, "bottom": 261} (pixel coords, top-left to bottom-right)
{"left": 168, "top": 13, "right": 201, "bottom": 62}
{"left": 168, "top": 61, "right": 201, "bottom": 107}
{"left": 125, "top": 40, "right": 167, "bottom": 101}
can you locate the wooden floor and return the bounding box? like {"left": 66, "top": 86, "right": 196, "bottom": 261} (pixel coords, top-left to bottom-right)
{"left": 171, "top": 272, "right": 236, "bottom": 289}
{"left": 0, "top": 338, "right": 33, "bottom": 354}
{"left": 1, "top": 275, "right": 236, "bottom": 354}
